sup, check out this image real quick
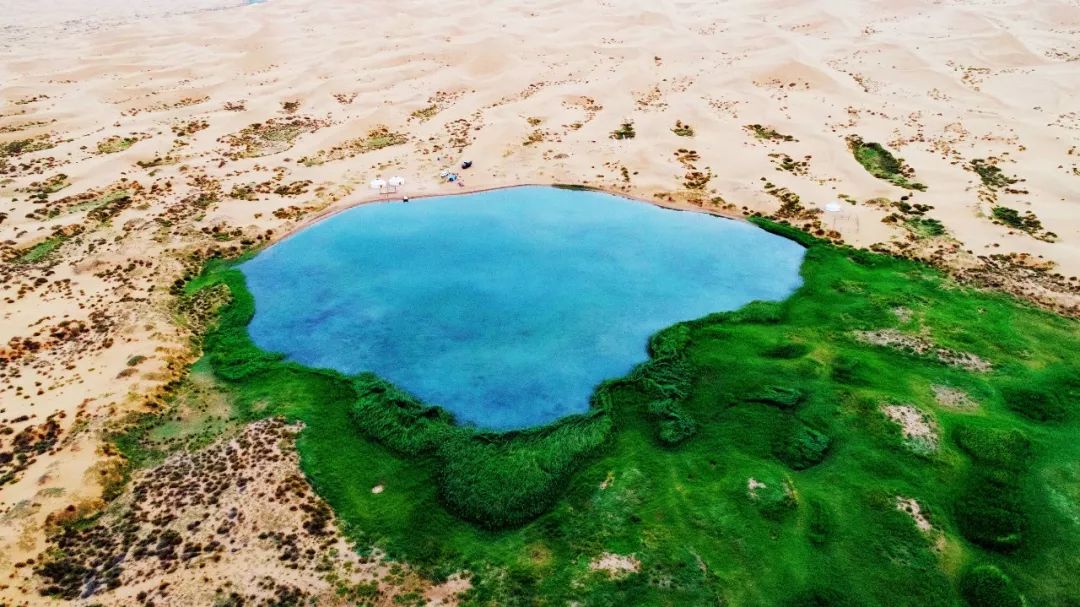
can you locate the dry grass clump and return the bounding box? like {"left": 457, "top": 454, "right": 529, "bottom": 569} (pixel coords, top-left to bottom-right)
{"left": 671, "top": 120, "right": 694, "bottom": 137}
{"left": 745, "top": 124, "right": 796, "bottom": 142}
{"left": 96, "top": 135, "right": 140, "bottom": 154}
{"left": 298, "top": 126, "right": 406, "bottom": 166}
{"left": 219, "top": 116, "right": 328, "bottom": 159}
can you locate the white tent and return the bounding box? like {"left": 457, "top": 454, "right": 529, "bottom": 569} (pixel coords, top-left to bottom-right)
{"left": 388, "top": 176, "right": 406, "bottom": 187}
{"left": 370, "top": 178, "right": 387, "bottom": 190}
{"left": 823, "top": 201, "right": 859, "bottom": 230}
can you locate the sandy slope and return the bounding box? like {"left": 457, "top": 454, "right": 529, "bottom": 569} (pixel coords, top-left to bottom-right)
{"left": 1, "top": 0, "right": 1078, "bottom": 603}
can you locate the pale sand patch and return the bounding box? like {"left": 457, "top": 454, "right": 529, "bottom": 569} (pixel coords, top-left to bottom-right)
{"left": 896, "top": 496, "right": 933, "bottom": 533}
{"left": 747, "top": 477, "right": 767, "bottom": 498}
{"left": 590, "top": 552, "right": 641, "bottom": 577}
{"left": 931, "top": 384, "right": 978, "bottom": 410}
{"left": 855, "top": 329, "right": 992, "bottom": 372}
{"left": 891, "top": 306, "right": 914, "bottom": 324}
{"left": 882, "top": 404, "right": 939, "bottom": 453}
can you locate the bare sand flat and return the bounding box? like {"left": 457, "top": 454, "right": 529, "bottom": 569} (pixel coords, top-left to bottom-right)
{"left": 1, "top": 0, "right": 1078, "bottom": 603}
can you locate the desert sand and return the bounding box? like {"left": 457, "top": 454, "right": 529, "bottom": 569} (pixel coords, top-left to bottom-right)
{"left": 1, "top": 0, "right": 1078, "bottom": 603}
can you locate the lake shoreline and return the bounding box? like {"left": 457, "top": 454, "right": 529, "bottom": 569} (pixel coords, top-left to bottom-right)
{"left": 273, "top": 182, "right": 746, "bottom": 247}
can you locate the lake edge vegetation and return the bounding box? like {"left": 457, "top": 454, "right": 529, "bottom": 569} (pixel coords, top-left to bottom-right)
{"left": 93, "top": 217, "right": 1078, "bottom": 606}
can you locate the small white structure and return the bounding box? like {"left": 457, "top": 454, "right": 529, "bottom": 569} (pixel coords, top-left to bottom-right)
{"left": 823, "top": 200, "right": 859, "bottom": 231}
{"left": 388, "top": 176, "right": 406, "bottom": 187}
{"left": 370, "top": 178, "right": 388, "bottom": 190}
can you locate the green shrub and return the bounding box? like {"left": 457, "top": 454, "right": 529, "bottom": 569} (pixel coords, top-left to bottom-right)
{"left": 846, "top": 136, "right": 926, "bottom": 191}
{"left": 748, "top": 217, "right": 824, "bottom": 248}
{"left": 348, "top": 374, "right": 613, "bottom": 528}
{"left": 991, "top": 206, "right": 1043, "bottom": 234}
{"left": 348, "top": 374, "right": 460, "bottom": 454}
{"left": 647, "top": 399, "right": 697, "bottom": 445}
{"left": 747, "top": 385, "right": 804, "bottom": 409}
{"left": 776, "top": 423, "right": 831, "bottom": 470}
{"left": 954, "top": 472, "right": 1027, "bottom": 552}
{"left": 438, "top": 415, "right": 611, "bottom": 528}
{"left": 953, "top": 424, "right": 1030, "bottom": 470}
{"left": 783, "top": 587, "right": 856, "bottom": 607}
{"left": 1000, "top": 383, "right": 1067, "bottom": 423}
{"left": 765, "top": 342, "right": 811, "bottom": 359}
{"left": 959, "top": 565, "right": 1023, "bottom": 607}
{"left": 806, "top": 498, "right": 832, "bottom": 546}
{"left": 905, "top": 217, "right": 946, "bottom": 238}
{"left": 757, "top": 486, "right": 797, "bottom": 521}
{"left": 968, "top": 159, "right": 1018, "bottom": 190}
{"left": 610, "top": 121, "right": 636, "bottom": 140}
{"left": 830, "top": 354, "right": 869, "bottom": 385}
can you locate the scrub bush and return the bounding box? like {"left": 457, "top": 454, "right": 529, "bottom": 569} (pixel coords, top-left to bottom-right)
{"left": 630, "top": 324, "right": 698, "bottom": 446}
{"left": 764, "top": 342, "right": 811, "bottom": 359}
{"left": 806, "top": 498, "right": 832, "bottom": 546}
{"left": 775, "top": 422, "right": 831, "bottom": 470}
{"left": 953, "top": 424, "right": 1030, "bottom": 470}
{"left": 954, "top": 471, "right": 1027, "bottom": 552}
{"left": 747, "top": 385, "right": 804, "bottom": 409}
{"left": 350, "top": 374, "right": 612, "bottom": 528}
{"left": 1000, "top": 383, "right": 1066, "bottom": 423}
{"left": 959, "top": 565, "right": 1023, "bottom": 607}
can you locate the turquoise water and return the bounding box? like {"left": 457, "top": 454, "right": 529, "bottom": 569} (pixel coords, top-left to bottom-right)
{"left": 242, "top": 186, "right": 805, "bottom": 430}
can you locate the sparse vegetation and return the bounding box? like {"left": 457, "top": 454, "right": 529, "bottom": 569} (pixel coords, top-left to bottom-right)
{"left": 905, "top": 217, "right": 947, "bottom": 238}
{"left": 769, "top": 152, "right": 809, "bottom": 176}
{"left": 136, "top": 155, "right": 177, "bottom": 169}
{"left": 220, "top": 117, "right": 327, "bottom": 159}
{"left": 968, "top": 159, "right": 1018, "bottom": 190}
{"left": 523, "top": 130, "right": 545, "bottom": 146}
{"left": 172, "top": 120, "right": 209, "bottom": 137}
{"left": 96, "top": 136, "right": 139, "bottom": 154}
{"left": 1, "top": 134, "right": 54, "bottom": 157}
{"left": 23, "top": 173, "right": 70, "bottom": 200}
{"left": 847, "top": 135, "right": 926, "bottom": 191}
{"left": 299, "top": 127, "right": 406, "bottom": 166}
{"left": 671, "top": 120, "right": 694, "bottom": 137}
{"left": 745, "top": 124, "right": 796, "bottom": 142}
{"left": 610, "top": 121, "right": 636, "bottom": 140}
{"left": 991, "top": 206, "right": 1054, "bottom": 241}
{"left": 16, "top": 234, "right": 68, "bottom": 263}
{"left": 410, "top": 105, "right": 439, "bottom": 121}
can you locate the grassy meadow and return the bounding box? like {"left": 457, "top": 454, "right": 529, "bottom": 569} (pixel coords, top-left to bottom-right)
{"left": 118, "top": 218, "right": 1079, "bottom": 606}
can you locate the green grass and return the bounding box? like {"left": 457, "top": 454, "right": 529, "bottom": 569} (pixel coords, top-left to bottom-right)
{"left": 1, "top": 135, "right": 54, "bottom": 157}
{"left": 744, "top": 124, "right": 796, "bottom": 142}
{"left": 96, "top": 136, "right": 138, "bottom": 154}
{"left": 17, "top": 235, "right": 68, "bottom": 263}
{"left": 847, "top": 136, "right": 927, "bottom": 191}
{"left": 121, "top": 221, "right": 1078, "bottom": 606}
{"left": 905, "top": 217, "right": 946, "bottom": 238}
{"left": 671, "top": 121, "right": 695, "bottom": 137}
{"left": 968, "top": 159, "right": 1018, "bottom": 190}
{"left": 990, "top": 206, "right": 1049, "bottom": 240}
